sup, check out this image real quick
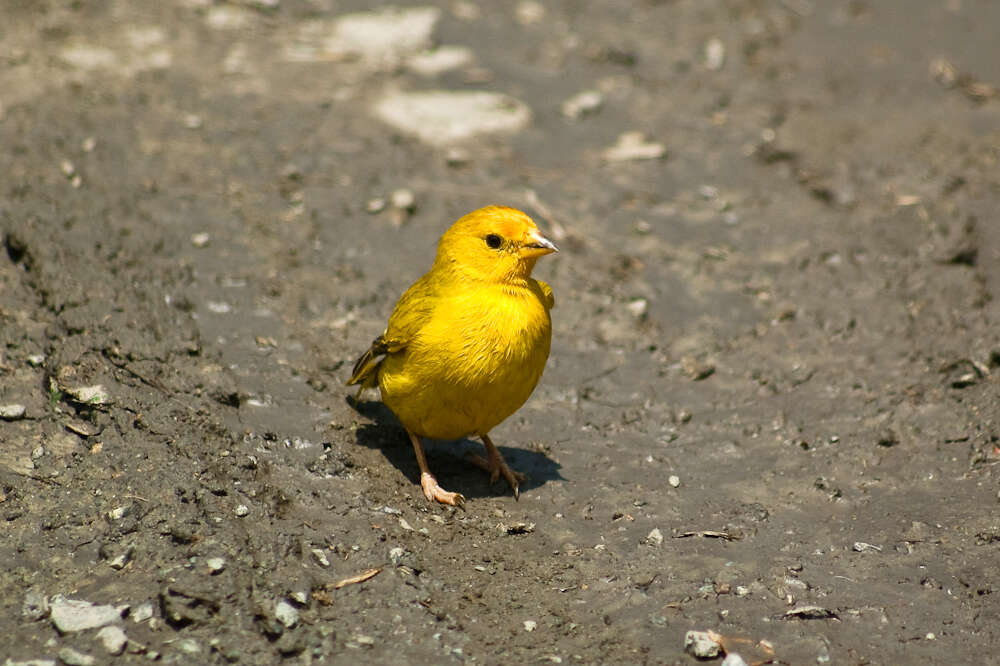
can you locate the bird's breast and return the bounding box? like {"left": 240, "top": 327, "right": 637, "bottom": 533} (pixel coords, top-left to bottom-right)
{"left": 379, "top": 284, "right": 552, "bottom": 439}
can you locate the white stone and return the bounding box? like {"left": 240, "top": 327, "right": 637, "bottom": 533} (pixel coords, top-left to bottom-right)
{"left": 275, "top": 600, "right": 299, "bottom": 628}
{"left": 602, "top": 132, "right": 666, "bottom": 162}
{"left": 50, "top": 596, "right": 122, "bottom": 633}
{"left": 96, "top": 625, "right": 128, "bottom": 655}
{"left": 374, "top": 90, "right": 531, "bottom": 146}
{"left": 406, "top": 46, "right": 473, "bottom": 76}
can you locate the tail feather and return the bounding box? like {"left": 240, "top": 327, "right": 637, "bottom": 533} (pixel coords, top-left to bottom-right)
{"left": 346, "top": 335, "right": 388, "bottom": 388}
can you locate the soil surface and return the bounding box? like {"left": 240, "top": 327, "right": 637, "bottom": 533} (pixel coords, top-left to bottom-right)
{"left": 3, "top": 1, "right": 1000, "bottom": 664}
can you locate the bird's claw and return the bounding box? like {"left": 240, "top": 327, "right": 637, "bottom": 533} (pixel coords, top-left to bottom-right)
{"left": 420, "top": 472, "right": 465, "bottom": 508}
{"left": 467, "top": 453, "right": 526, "bottom": 498}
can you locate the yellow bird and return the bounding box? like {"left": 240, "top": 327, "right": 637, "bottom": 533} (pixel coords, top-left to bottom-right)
{"left": 347, "top": 205, "right": 557, "bottom": 506}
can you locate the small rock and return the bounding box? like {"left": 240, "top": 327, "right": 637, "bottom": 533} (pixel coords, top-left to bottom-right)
{"left": 668, "top": 475, "right": 680, "bottom": 488}
{"left": 645, "top": 528, "right": 664, "bottom": 546}
{"left": 4, "top": 659, "right": 56, "bottom": 666}
{"left": 22, "top": 590, "right": 50, "bottom": 621}
{"left": 50, "top": 596, "right": 122, "bottom": 633}
{"left": 515, "top": 0, "right": 545, "bottom": 25}
{"left": 206, "top": 557, "right": 226, "bottom": 574}
{"left": 96, "top": 625, "right": 128, "bottom": 655}
{"left": 626, "top": 299, "right": 648, "bottom": 319}
{"left": 275, "top": 600, "right": 299, "bottom": 628}
{"left": 289, "top": 590, "right": 309, "bottom": 605}
{"left": 106, "top": 505, "right": 131, "bottom": 521}
{"left": 373, "top": 90, "right": 531, "bottom": 146}
{"left": 108, "top": 546, "right": 134, "bottom": 570}
{"left": 602, "top": 131, "right": 666, "bottom": 162}
{"left": 704, "top": 38, "right": 726, "bottom": 70}
{"left": 57, "top": 647, "right": 95, "bottom": 666}
{"left": 131, "top": 601, "right": 154, "bottom": 624}
{"left": 234, "top": 504, "right": 250, "bottom": 517}
{"left": 190, "top": 232, "right": 210, "bottom": 248}
{"left": 390, "top": 188, "right": 415, "bottom": 211}
{"left": 406, "top": 46, "right": 473, "bottom": 76}
{"left": 311, "top": 548, "right": 330, "bottom": 567}
{"left": 389, "top": 547, "right": 406, "bottom": 565}
{"left": 366, "top": 197, "right": 387, "bottom": 214}
{"left": 561, "top": 90, "right": 604, "bottom": 119}
{"left": 684, "top": 630, "right": 723, "bottom": 659}
{"left": 445, "top": 147, "right": 470, "bottom": 166}
{"left": 0, "top": 404, "right": 26, "bottom": 420}
{"left": 65, "top": 385, "right": 110, "bottom": 406}
{"left": 175, "top": 638, "right": 201, "bottom": 654}
{"left": 27, "top": 354, "right": 46, "bottom": 366}
{"left": 721, "top": 653, "right": 748, "bottom": 666}
{"left": 523, "top": 619, "right": 537, "bottom": 632}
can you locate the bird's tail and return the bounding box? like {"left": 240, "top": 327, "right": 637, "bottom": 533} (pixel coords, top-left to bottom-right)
{"left": 346, "top": 335, "right": 388, "bottom": 389}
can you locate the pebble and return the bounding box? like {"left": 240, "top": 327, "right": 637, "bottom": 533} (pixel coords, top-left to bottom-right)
{"left": 106, "top": 506, "right": 131, "bottom": 521}
{"left": 234, "top": 505, "right": 249, "bottom": 517}
{"left": 176, "top": 639, "right": 201, "bottom": 654}
{"left": 0, "top": 404, "right": 26, "bottom": 420}
{"left": 289, "top": 590, "right": 309, "bottom": 605}
{"left": 27, "top": 354, "right": 46, "bottom": 366}
{"left": 626, "top": 299, "right": 648, "bottom": 319}
{"left": 389, "top": 547, "right": 406, "bottom": 564}
{"left": 704, "top": 38, "right": 726, "bottom": 70}
{"left": 206, "top": 557, "right": 226, "bottom": 574}
{"left": 96, "top": 625, "right": 128, "bottom": 655}
{"left": 108, "top": 546, "right": 134, "bottom": 570}
{"left": 190, "top": 232, "right": 210, "bottom": 247}
{"left": 4, "top": 659, "right": 56, "bottom": 666}
{"left": 561, "top": 90, "right": 604, "bottom": 119}
{"left": 374, "top": 90, "right": 531, "bottom": 146}
{"left": 50, "top": 596, "right": 122, "bottom": 633}
{"left": 523, "top": 620, "right": 537, "bottom": 632}
{"left": 312, "top": 548, "right": 330, "bottom": 567}
{"left": 722, "top": 653, "right": 748, "bottom": 666}
{"left": 366, "top": 197, "right": 387, "bottom": 214}
{"left": 602, "top": 132, "right": 666, "bottom": 162}
{"left": 406, "top": 46, "right": 473, "bottom": 76}
{"left": 131, "top": 601, "right": 154, "bottom": 623}
{"left": 645, "top": 528, "right": 664, "bottom": 546}
{"left": 390, "top": 188, "right": 416, "bottom": 212}
{"left": 65, "top": 385, "right": 110, "bottom": 405}
{"left": 22, "top": 590, "right": 50, "bottom": 621}
{"left": 57, "top": 647, "right": 95, "bottom": 666}
{"left": 668, "top": 475, "right": 680, "bottom": 488}
{"left": 287, "top": 7, "right": 439, "bottom": 66}
{"left": 684, "top": 630, "right": 722, "bottom": 659}
{"left": 274, "top": 600, "right": 299, "bottom": 628}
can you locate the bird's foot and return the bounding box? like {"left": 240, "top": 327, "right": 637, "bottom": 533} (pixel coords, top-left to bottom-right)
{"left": 467, "top": 451, "right": 526, "bottom": 499}
{"left": 420, "top": 472, "right": 465, "bottom": 508}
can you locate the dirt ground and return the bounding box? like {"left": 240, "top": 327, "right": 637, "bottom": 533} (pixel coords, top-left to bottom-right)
{"left": 3, "top": 1, "right": 1000, "bottom": 664}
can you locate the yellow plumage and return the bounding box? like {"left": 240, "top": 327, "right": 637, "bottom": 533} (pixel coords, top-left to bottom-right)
{"left": 347, "top": 205, "right": 557, "bottom": 506}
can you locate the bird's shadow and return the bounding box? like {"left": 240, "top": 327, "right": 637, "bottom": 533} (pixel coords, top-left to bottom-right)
{"left": 348, "top": 396, "right": 564, "bottom": 500}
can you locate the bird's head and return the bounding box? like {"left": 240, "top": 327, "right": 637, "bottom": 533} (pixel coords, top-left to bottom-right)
{"left": 434, "top": 206, "right": 558, "bottom": 285}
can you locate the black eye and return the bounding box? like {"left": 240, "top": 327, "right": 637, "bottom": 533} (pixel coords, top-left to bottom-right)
{"left": 485, "top": 234, "right": 503, "bottom": 249}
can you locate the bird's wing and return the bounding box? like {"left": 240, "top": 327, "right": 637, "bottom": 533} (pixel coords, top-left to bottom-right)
{"left": 534, "top": 279, "right": 555, "bottom": 309}
{"left": 345, "top": 274, "right": 439, "bottom": 387}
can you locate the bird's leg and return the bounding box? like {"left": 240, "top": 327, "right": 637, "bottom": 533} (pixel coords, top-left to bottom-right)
{"left": 407, "top": 430, "right": 465, "bottom": 507}
{"left": 468, "top": 433, "right": 527, "bottom": 499}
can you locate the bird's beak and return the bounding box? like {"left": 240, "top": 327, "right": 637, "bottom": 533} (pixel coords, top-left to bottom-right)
{"left": 521, "top": 229, "right": 559, "bottom": 258}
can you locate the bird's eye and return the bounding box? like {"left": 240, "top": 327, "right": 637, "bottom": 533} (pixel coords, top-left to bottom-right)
{"left": 485, "top": 234, "right": 503, "bottom": 249}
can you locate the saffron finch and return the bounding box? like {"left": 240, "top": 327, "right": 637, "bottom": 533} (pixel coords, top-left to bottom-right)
{"left": 347, "top": 205, "right": 558, "bottom": 506}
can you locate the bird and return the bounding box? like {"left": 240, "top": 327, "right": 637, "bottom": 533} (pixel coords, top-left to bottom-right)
{"left": 347, "top": 205, "right": 557, "bottom": 506}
